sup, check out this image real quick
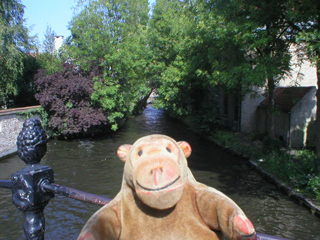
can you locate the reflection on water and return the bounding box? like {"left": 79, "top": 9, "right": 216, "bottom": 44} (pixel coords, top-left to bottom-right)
{"left": 0, "top": 106, "right": 320, "bottom": 239}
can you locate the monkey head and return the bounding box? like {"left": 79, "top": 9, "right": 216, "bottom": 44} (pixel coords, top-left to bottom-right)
{"left": 117, "top": 135, "right": 192, "bottom": 210}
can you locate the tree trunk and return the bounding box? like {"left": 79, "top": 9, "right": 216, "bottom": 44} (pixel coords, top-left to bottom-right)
{"left": 267, "top": 77, "right": 276, "bottom": 139}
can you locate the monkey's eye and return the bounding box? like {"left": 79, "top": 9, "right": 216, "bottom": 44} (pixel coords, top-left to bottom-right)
{"left": 166, "top": 147, "right": 171, "bottom": 153}
{"left": 138, "top": 150, "right": 143, "bottom": 156}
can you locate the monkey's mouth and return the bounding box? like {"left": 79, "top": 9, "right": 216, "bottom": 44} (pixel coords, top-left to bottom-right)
{"left": 136, "top": 176, "right": 181, "bottom": 192}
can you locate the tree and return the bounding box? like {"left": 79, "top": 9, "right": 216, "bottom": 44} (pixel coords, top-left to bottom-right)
{"left": 212, "top": 0, "right": 295, "bottom": 138}
{"left": 14, "top": 54, "right": 40, "bottom": 107}
{"left": 35, "top": 63, "right": 107, "bottom": 138}
{"left": 148, "top": 0, "right": 197, "bottom": 117}
{"left": 37, "top": 26, "right": 63, "bottom": 75}
{"left": 149, "top": 0, "right": 258, "bottom": 131}
{"left": 68, "top": 0, "right": 151, "bottom": 130}
{"left": 0, "top": 0, "right": 30, "bottom": 108}
{"left": 43, "top": 25, "right": 56, "bottom": 54}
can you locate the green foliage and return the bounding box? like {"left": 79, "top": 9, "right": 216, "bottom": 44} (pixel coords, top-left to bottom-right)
{"left": 36, "top": 26, "right": 65, "bottom": 75}
{"left": 209, "top": 129, "right": 320, "bottom": 199}
{"left": 0, "top": 0, "right": 31, "bottom": 107}
{"left": 16, "top": 107, "right": 48, "bottom": 127}
{"left": 68, "top": 0, "right": 150, "bottom": 69}
{"left": 298, "top": 31, "right": 320, "bottom": 64}
{"left": 261, "top": 150, "right": 320, "bottom": 198}
{"left": 14, "top": 54, "right": 40, "bottom": 107}
{"left": 150, "top": 0, "right": 314, "bottom": 141}
{"left": 36, "top": 52, "right": 63, "bottom": 76}
{"left": 43, "top": 26, "right": 56, "bottom": 54}
{"left": 307, "top": 176, "right": 320, "bottom": 199}
{"left": 68, "top": 0, "right": 151, "bottom": 130}
{"left": 35, "top": 64, "right": 108, "bottom": 138}
{"left": 149, "top": 0, "right": 292, "bottom": 129}
{"left": 210, "top": 129, "right": 263, "bottom": 159}
{"left": 211, "top": 130, "right": 236, "bottom": 147}
{"left": 91, "top": 78, "right": 127, "bottom": 131}
{"left": 289, "top": 0, "right": 320, "bottom": 64}
{"left": 16, "top": 107, "right": 41, "bottom": 119}
{"left": 154, "top": 56, "right": 193, "bottom": 117}
{"left": 262, "top": 136, "right": 283, "bottom": 153}
{"left": 212, "top": 0, "right": 294, "bottom": 137}
{"left": 149, "top": 0, "right": 199, "bottom": 117}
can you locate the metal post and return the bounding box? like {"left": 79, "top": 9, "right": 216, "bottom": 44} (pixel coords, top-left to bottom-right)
{"left": 42, "top": 182, "right": 110, "bottom": 206}
{"left": 11, "top": 118, "right": 54, "bottom": 240}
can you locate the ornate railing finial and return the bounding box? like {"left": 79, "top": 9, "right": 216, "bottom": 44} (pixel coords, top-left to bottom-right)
{"left": 16, "top": 118, "right": 48, "bottom": 165}
{"left": 12, "top": 118, "right": 54, "bottom": 240}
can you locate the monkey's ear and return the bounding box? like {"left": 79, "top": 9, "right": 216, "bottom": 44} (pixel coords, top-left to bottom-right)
{"left": 178, "top": 141, "right": 192, "bottom": 159}
{"left": 117, "top": 144, "right": 132, "bottom": 162}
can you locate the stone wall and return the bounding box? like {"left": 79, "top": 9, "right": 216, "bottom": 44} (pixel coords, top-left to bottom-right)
{"left": 290, "top": 87, "right": 317, "bottom": 147}
{"left": 0, "top": 106, "right": 41, "bottom": 159}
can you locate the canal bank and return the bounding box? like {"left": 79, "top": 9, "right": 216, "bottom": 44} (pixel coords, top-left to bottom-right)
{"left": 208, "top": 131, "right": 320, "bottom": 219}
{"left": 0, "top": 106, "right": 41, "bottom": 160}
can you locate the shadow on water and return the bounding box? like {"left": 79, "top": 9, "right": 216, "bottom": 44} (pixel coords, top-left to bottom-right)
{"left": 0, "top": 105, "right": 320, "bottom": 239}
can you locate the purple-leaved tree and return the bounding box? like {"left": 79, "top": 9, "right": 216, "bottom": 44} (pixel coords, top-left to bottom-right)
{"left": 35, "top": 63, "right": 107, "bottom": 138}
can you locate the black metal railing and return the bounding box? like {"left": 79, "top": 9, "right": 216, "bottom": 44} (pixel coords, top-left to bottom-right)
{"left": 0, "top": 118, "right": 289, "bottom": 240}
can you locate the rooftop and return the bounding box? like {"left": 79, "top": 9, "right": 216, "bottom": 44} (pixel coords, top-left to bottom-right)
{"left": 258, "top": 86, "right": 315, "bottom": 113}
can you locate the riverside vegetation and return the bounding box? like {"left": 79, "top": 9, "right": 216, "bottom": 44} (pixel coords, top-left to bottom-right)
{"left": 207, "top": 129, "right": 320, "bottom": 202}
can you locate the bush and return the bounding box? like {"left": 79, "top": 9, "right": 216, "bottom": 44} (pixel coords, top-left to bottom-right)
{"left": 261, "top": 150, "right": 320, "bottom": 198}
{"left": 262, "top": 136, "right": 283, "bottom": 153}
{"left": 207, "top": 129, "right": 320, "bottom": 199}
{"left": 308, "top": 175, "right": 320, "bottom": 199}
{"left": 35, "top": 63, "right": 107, "bottom": 138}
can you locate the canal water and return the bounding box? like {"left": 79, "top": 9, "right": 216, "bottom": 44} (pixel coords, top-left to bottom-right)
{"left": 0, "top": 105, "right": 320, "bottom": 240}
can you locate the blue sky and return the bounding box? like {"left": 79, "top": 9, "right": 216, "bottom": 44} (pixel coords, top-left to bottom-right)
{"left": 22, "top": 0, "right": 78, "bottom": 43}
{"left": 22, "top": 0, "right": 155, "bottom": 43}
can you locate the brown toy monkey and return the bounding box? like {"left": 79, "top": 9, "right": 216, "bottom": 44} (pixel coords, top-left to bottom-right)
{"left": 78, "top": 135, "right": 256, "bottom": 240}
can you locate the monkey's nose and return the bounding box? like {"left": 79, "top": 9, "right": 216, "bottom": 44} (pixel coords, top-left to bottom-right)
{"left": 151, "top": 167, "right": 163, "bottom": 186}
